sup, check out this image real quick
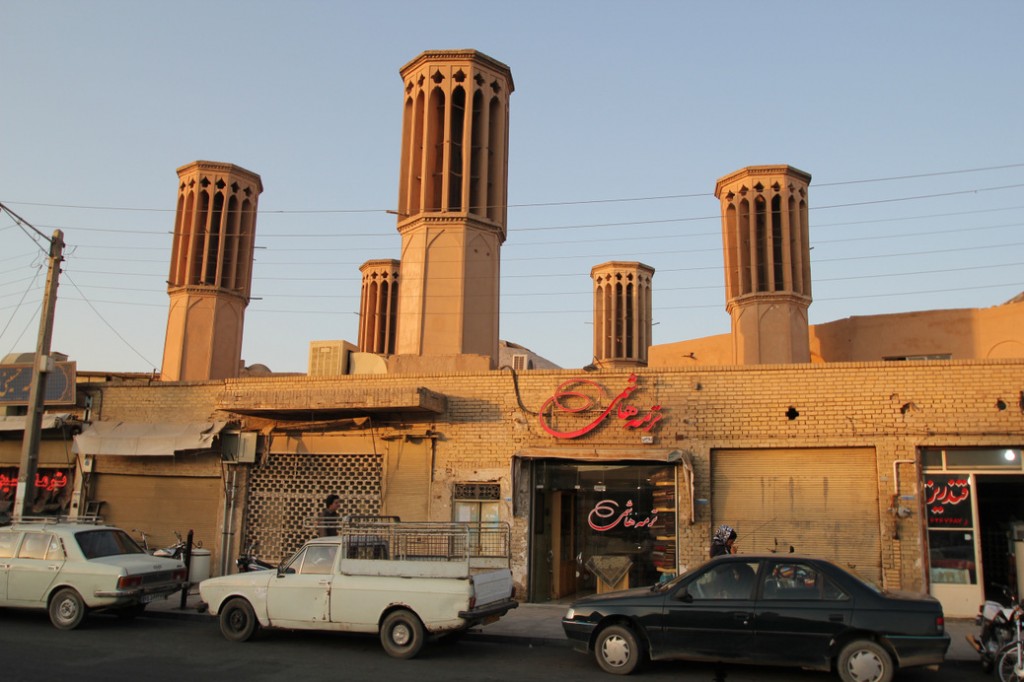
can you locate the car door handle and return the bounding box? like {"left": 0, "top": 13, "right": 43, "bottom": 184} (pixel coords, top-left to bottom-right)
{"left": 829, "top": 614, "right": 845, "bottom": 622}
{"left": 733, "top": 612, "right": 752, "bottom": 623}
{"left": 318, "top": 580, "right": 331, "bottom": 585}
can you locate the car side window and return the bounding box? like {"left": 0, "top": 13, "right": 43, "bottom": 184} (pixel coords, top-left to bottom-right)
{"left": 762, "top": 562, "right": 848, "bottom": 601}
{"left": 0, "top": 532, "right": 17, "bottom": 558}
{"left": 17, "top": 533, "right": 53, "bottom": 560}
{"left": 688, "top": 561, "right": 760, "bottom": 600}
{"left": 301, "top": 546, "right": 338, "bottom": 575}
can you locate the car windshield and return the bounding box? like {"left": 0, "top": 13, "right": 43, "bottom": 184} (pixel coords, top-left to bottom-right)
{"left": 651, "top": 563, "right": 700, "bottom": 593}
{"left": 75, "top": 528, "right": 147, "bottom": 559}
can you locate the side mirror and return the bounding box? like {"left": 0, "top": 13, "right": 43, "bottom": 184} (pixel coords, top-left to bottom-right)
{"left": 677, "top": 588, "right": 694, "bottom": 603}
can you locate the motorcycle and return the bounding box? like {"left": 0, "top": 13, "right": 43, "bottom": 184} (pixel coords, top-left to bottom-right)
{"left": 995, "top": 602, "right": 1023, "bottom": 682}
{"left": 153, "top": 531, "right": 202, "bottom": 560}
{"left": 236, "top": 541, "right": 275, "bottom": 572}
{"left": 967, "top": 586, "right": 1019, "bottom": 673}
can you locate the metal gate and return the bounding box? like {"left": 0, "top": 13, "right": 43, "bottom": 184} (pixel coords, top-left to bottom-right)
{"left": 712, "top": 448, "right": 882, "bottom": 585}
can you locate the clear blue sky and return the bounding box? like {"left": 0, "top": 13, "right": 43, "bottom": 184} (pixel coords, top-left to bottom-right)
{"left": 2, "top": 0, "right": 1022, "bottom": 373}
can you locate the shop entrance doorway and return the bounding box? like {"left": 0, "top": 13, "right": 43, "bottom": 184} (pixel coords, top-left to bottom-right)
{"left": 977, "top": 475, "right": 1024, "bottom": 601}
{"left": 527, "top": 460, "right": 675, "bottom": 603}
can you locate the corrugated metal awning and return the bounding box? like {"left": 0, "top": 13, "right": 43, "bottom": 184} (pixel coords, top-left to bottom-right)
{"left": 73, "top": 421, "right": 228, "bottom": 456}
{"left": 513, "top": 447, "right": 683, "bottom": 464}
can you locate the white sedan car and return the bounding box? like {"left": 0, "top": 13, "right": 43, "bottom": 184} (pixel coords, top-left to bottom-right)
{"left": 0, "top": 521, "right": 188, "bottom": 629}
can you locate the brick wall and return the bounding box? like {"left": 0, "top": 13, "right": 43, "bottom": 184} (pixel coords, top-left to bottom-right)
{"left": 83, "top": 359, "right": 1024, "bottom": 593}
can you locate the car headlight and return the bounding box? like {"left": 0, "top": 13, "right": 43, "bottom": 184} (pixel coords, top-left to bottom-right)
{"left": 565, "top": 607, "right": 575, "bottom": 620}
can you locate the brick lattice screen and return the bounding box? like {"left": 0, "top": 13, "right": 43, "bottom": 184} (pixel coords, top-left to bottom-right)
{"left": 243, "top": 453, "right": 382, "bottom": 564}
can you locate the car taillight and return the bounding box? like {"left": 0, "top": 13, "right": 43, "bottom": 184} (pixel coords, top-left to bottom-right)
{"left": 935, "top": 615, "right": 945, "bottom": 634}
{"left": 117, "top": 575, "right": 143, "bottom": 590}
{"left": 173, "top": 568, "right": 188, "bottom": 582}
{"left": 468, "top": 595, "right": 476, "bottom": 610}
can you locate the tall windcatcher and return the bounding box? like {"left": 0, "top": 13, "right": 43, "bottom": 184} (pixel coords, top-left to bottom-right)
{"left": 715, "top": 165, "right": 812, "bottom": 364}
{"left": 358, "top": 259, "right": 400, "bottom": 354}
{"left": 393, "top": 50, "right": 513, "bottom": 368}
{"left": 591, "top": 261, "right": 655, "bottom": 368}
{"left": 161, "top": 161, "right": 262, "bottom": 381}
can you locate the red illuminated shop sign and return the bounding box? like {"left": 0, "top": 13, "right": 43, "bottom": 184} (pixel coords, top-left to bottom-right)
{"left": 538, "top": 373, "right": 664, "bottom": 439}
{"left": 0, "top": 470, "right": 69, "bottom": 494}
{"left": 925, "top": 475, "right": 972, "bottom": 528}
{"left": 588, "top": 498, "right": 658, "bottom": 532}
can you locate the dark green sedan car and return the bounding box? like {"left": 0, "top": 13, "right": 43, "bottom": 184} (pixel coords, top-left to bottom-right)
{"left": 562, "top": 554, "right": 949, "bottom": 682}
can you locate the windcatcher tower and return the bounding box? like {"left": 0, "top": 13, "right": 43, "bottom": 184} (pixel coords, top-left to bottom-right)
{"left": 591, "top": 261, "right": 655, "bottom": 368}
{"left": 161, "top": 161, "right": 262, "bottom": 381}
{"left": 358, "top": 259, "right": 400, "bottom": 354}
{"left": 393, "top": 50, "right": 513, "bottom": 369}
{"left": 715, "top": 165, "right": 812, "bottom": 364}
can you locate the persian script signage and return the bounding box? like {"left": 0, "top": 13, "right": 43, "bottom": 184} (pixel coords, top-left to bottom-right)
{"left": 0, "top": 361, "right": 76, "bottom": 406}
{"left": 538, "top": 374, "right": 664, "bottom": 439}
{"left": 925, "top": 474, "right": 972, "bottom": 528}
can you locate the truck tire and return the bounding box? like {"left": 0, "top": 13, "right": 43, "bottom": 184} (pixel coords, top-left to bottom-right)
{"left": 380, "top": 609, "right": 425, "bottom": 659}
{"left": 595, "top": 624, "right": 642, "bottom": 675}
{"left": 49, "top": 588, "right": 87, "bottom": 630}
{"left": 219, "top": 598, "right": 260, "bottom": 642}
{"left": 837, "top": 640, "right": 893, "bottom": 682}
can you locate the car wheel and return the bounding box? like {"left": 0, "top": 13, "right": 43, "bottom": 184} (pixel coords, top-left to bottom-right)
{"left": 996, "top": 643, "right": 1023, "bottom": 682}
{"left": 595, "top": 624, "right": 642, "bottom": 675}
{"left": 837, "top": 640, "right": 893, "bottom": 682}
{"left": 219, "top": 598, "right": 259, "bottom": 642}
{"left": 380, "top": 609, "right": 425, "bottom": 659}
{"left": 49, "top": 588, "right": 87, "bottom": 630}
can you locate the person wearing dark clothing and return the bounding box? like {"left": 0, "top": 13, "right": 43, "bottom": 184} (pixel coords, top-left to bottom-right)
{"left": 710, "top": 524, "right": 737, "bottom": 558}
{"left": 317, "top": 494, "right": 342, "bottom": 537}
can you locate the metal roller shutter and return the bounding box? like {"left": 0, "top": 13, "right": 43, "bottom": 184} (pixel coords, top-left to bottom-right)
{"left": 92, "top": 474, "right": 221, "bottom": 554}
{"left": 712, "top": 448, "right": 881, "bottom": 585}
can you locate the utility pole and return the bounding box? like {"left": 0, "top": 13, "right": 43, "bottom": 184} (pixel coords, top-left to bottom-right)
{"left": 14, "top": 229, "right": 65, "bottom": 521}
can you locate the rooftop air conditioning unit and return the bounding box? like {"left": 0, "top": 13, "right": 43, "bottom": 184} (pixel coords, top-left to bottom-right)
{"left": 308, "top": 340, "right": 357, "bottom": 376}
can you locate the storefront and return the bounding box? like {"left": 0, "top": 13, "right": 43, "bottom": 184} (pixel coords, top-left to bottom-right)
{"left": 525, "top": 457, "right": 679, "bottom": 603}
{"left": 923, "top": 446, "right": 1024, "bottom": 618}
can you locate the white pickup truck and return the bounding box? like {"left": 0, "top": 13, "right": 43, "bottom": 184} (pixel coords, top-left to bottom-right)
{"left": 199, "top": 520, "right": 518, "bottom": 658}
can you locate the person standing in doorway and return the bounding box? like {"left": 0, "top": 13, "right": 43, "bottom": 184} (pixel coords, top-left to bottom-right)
{"left": 710, "top": 524, "right": 738, "bottom": 557}
{"left": 317, "top": 494, "right": 342, "bottom": 537}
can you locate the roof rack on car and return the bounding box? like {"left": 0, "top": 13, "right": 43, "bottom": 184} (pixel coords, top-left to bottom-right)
{"left": 13, "top": 515, "right": 105, "bottom": 525}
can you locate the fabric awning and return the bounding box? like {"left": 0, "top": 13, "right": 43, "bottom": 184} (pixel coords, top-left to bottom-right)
{"left": 0, "top": 413, "right": 74, "bottom": 432}
{"left": 73, "top": 421, "right": 228, "bottom": 456}
{"left": 513, "top": 447, "right": 683, "bottom": 464}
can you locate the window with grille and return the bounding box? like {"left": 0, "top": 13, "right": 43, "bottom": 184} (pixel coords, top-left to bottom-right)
{"left": 453, "top": 483, "right": 501, "bottom": 556}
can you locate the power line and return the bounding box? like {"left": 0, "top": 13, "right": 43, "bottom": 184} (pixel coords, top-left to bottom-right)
{"left": 3, "top": 162, "right": 1023, "bottom": 215}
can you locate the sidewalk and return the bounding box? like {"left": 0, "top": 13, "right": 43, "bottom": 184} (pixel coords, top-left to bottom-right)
{"left": 146, "top": 589, "right": 979, "bottom": 662}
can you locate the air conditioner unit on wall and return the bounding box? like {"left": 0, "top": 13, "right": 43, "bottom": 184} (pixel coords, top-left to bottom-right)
{"left": 512, "top": 354, "right": 531, "bottom": 371}
{"left": 309, "top": 340, "right": 357, "bottom": 376}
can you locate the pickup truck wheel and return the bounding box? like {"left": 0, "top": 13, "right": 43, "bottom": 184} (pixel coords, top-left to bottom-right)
{"left": 837, "top": 640, "right": 893, "bottom": 682}
{"left": 49, "top": 588, "right": 87, "bottom": 630}
{"left": 220, "top": 598, "right": 260, "bottom": 642}
{"left": 381, "top": 609, "right": 425, "bottom": 659}
{"left": 595, "top": 624, "right": 642, "bottom": 675}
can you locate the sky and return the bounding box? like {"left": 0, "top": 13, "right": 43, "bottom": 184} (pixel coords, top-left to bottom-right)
{"left": 2, "top": 0, "right": 1022, "bottom": 373}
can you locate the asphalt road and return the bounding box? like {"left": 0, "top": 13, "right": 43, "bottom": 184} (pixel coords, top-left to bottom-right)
{"left": 0, "top": 609, "right": 993, "bottom": 682}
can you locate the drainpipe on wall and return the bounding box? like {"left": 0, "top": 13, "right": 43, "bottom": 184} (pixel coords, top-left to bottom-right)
{"left": 221, "top": 465, "right": 238, "bottom": 576}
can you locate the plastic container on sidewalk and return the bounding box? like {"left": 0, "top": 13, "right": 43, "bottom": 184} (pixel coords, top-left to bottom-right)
{"left": 189, "top": 548, "right": 211, "bottom": 584}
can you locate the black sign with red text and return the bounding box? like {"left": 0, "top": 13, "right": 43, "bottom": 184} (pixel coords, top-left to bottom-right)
{"left": 925, "top": 474, "right": 972, "bottom": 528}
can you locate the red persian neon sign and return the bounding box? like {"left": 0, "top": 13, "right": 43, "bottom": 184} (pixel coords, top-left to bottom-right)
{"left": 538, "top": 373, "right": 663, "bottom": 439}
{"left": 588, "top": 499, "right": 658, "bottom": 532}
